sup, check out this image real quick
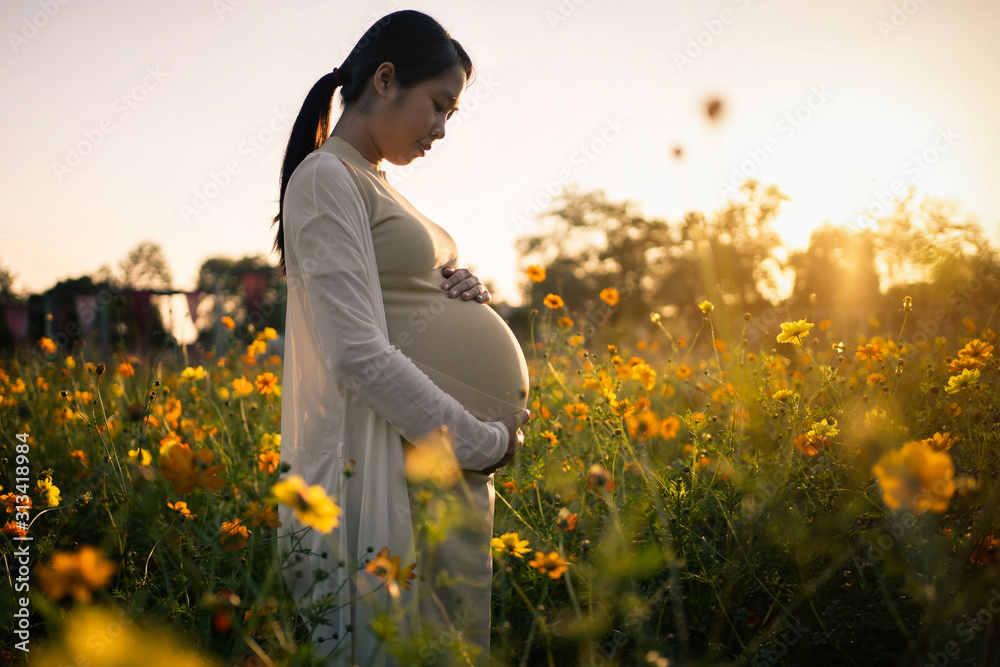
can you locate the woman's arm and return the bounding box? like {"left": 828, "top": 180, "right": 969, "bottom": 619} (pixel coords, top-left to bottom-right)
{"left": 284, "top": 154, "right": 509, "bottom": 472}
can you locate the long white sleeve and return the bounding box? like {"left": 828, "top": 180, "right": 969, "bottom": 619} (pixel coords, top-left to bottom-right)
{"left": 283, "top": 152, "right": 508, "bottom": 472}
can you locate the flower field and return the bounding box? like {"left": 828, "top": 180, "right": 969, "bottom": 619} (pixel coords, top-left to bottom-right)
{"left": 3, "top": 292, "right": 1000, "bottom": 666}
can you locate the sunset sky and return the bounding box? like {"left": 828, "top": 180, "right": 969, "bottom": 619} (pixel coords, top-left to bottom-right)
{"left": 2, "top": 0, "right": 998, "bottom": 316}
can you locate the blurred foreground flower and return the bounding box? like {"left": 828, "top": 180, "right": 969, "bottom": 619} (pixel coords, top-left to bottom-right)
{"left": 158, "top": 447, "right": 224, "bottom": 494}
{"left": 872, "top": 440, "right": 955, "bottom": 514}
{"left": 776, "top": 319, "right": 814, "bottom": 345}
{"left": 35, "top": 545, "right": 117, "bottom": 603}
{"left": 268, "top": 475, "right": 341, "bottom": 533}
{"left": 403, "top": 425, "right": 461, "bottom": 487}
{"left": 528, "top": 551, "right": 569, "bottom": 579}
{"left": 35, "top": 605, "right": 221, "bottom": 667}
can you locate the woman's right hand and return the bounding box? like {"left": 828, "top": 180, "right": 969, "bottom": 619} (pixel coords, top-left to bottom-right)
{"left": 480, "top": 409, "right": 530, "bottom": 475}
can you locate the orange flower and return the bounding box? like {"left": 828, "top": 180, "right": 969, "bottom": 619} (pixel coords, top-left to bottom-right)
{"left": 118, "top": 361, "right": 135, "bottom": 378}
{"left": 3, "top": 521, "right": 28, "bottom": 538}
{"left": 970, "top": 534, "right": 1000, "bottom": 566}
{"left": 38, "top": 337, "right": 57, "bottom": 354}
{"left": 158, "top": 447, "right": 225, "bottom": 494}
{"left": 557, "top": 316, "right": 574, "bottom": 327}
{"left": 855, "top": 344, "right": 884, "bottom": 362}
{"left": 599, "top": 287, "right": 620, "bottom": 307}
{"left": 242, "top": 501, "right": 281, "bottom": 529}
{"left": 219, "top": 519, "right": 249, "bottom": 550}
{"left": 365, "top": 546, "right": 417, "bottom": 591}
{"left": 258, "top": 451, "right": 280, "bottom": 474}
{"left": 959, "top": 338, "right": 993, "bottom": 360}
{"left": 543, "top": 294, "right": 564, "bottom": 309}
{"left": 676, "top": 364, "right": 692, "bottom": 380}
{"left": 232, "top": 377, "right": 254, "bottom": 396}
{"left": 556, "top": 508, "right": 577, "bottom": 531}
{"left": 167, "top": 499, "right": 197, "bottom": 519}
{"left": 526, "top": 265, "right": 546, "bottom": 282}
{"left": 221, "top": 316, "right": 235, "bottom": 329}
{"left": 873, "top": 440, "right": 955, "bottom": 513}
{"left": 255, "top": 372, "right": 278, "bottom": 395}
{"left": 502, "top": 481, "right": 517, "bottom": 494}
{"left": 660, "top": 415, "right": 681, "bottom": 439}
{"left": 35, "top": 545, "right": 118, "bottom": 603}
{"left": 794, "top": 433, "right": 824, "bottom": 457}
{"left": 528, "top": 551, "right": 569, "bottom": 579}
{"left": 948, "top": 356, "right": 984, "bottom": 373}
{"left": 921, "top": 432, "right": 958, "bottom": 451}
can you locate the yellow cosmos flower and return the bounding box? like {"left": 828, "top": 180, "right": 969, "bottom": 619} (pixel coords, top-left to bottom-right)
{"left": 526, "top": 265, "right": 546, "bottom": 282}
{"left": 945, "top": 368, "right": 980, "bottom": 394}
{"left": 543, "top": 293, "right": 564, "bottom": 309}
{"left": 600, "top": 287, "right": 620, "bottom": 307}
{"left": 807, "top": 418, "right": 839, "bottom": 440}
{"left": 630, "top": 362, "right": 656, "bottom": 391}
{"left": 776, "top": 319, "right": 814, "bottom": 345}
{"left": 65, "top": 356, "right": 76, "bottom": 369}
{"left": 180, "top": 366, "right": 207, "bottom": 381}
{"left": 492, "top": 532, "right": 531, "bottom": 559}
{"left": 873, "top": 440, "right": 955, "bottom": 514}
{"left": 698, "top": 300, "right": 714, "bottom": 314}
{"left": 268, "top": 475, "right": 341, "bottom": 533}
{"left": 260, "top": 327, "right": 279, "bottom": 340}
{"left": 128, "top": 448, "right": 152, "bottom": 466}
{"left": 528, "top": 551, "right": 569, "bottom": 579}
{"left": 772, "top": 389, "right": 795, "bottom": 403}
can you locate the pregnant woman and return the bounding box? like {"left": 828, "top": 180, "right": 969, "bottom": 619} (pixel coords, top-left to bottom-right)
{"left": 272, "top": 10, "right": 530, "bottom": 666}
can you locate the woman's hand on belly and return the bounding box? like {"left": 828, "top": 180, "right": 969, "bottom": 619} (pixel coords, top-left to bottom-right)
{"left": 441, "top": 265, "right": 491, "bottom": 304}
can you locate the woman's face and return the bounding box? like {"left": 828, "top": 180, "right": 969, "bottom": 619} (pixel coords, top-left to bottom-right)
{"left": 373, "top": 64, "right": 466, "bottom": 166}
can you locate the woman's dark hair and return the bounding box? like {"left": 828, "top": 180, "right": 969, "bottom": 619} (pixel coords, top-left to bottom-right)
{"left": 271, "top": 10, "right": 475, "bottom": 278}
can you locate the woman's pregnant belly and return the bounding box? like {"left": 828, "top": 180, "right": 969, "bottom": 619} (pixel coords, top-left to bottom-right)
{"left": 383, "top": 271, "right": 529, "bottom": 422}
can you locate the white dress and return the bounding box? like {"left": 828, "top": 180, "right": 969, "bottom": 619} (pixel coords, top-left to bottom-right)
{"left": 276, "top": 148, "right": 510, "bottom": 666}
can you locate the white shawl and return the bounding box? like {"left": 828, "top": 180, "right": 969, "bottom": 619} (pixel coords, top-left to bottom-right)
{"left": 276, "top": 149, "right": 508, "bottom": 666}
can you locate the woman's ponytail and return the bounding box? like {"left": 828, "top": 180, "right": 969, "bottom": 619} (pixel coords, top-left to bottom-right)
{"left": 271, "top": 70, "right": 342, "bottom": 278}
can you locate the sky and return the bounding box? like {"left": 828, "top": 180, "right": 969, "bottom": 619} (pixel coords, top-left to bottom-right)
{"left": 2, "top": 0, "right": 999, "bottom": 315}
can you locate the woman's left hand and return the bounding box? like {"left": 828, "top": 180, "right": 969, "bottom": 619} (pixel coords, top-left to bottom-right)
{"left": 441, "top": 266, "right": 491, "bottom": 304}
